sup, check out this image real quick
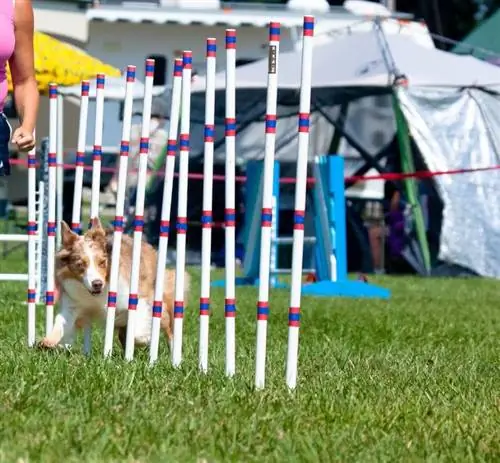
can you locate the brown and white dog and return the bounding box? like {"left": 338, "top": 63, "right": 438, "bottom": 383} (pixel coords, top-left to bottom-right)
{"left": 39, "top": 217, "right": 189, "bottom": 351}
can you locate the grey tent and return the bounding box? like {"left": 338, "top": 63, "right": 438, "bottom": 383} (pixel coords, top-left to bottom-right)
{"left": 186, "top": 25, "right": 500, "bottom": 278}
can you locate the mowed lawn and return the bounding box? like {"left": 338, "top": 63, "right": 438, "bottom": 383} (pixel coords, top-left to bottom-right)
{"left": 1, "top": 248, "right": 499, "bottom": 462}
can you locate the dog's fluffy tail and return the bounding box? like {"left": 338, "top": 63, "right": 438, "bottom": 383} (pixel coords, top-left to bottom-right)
{"left": 162, "top": 268, "right": 191, "bottom": 305}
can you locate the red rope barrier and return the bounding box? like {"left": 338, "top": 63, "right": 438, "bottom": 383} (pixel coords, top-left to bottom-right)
{"left": 9, "top": 158, "right": 500, "bottom": 184}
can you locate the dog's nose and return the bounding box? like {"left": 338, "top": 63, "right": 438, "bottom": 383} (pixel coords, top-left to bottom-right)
{"left": 91, "top": 279, "right": 103, "bottom": 291}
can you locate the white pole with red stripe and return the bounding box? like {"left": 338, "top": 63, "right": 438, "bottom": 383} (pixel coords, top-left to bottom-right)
{"left": 224, "top": 29, "right": 237, "bottom": 378}
{"left": 45, "top": 84, "right": 58, "bottom": 336}
{"left": 149, "top": 58, "right": 183, "bottom": 365}
{"left": 286, "top": 15, "right": 315, "bottom": 390}
{"left": 27, "top": 134, "right": 37, "bottom": 347}
{"left": 124, "top": 59, "right": 155, "bottom": 361}
{"left": 71, "top": 81, "right": 90, "bottom": 236}
{"left": 56, "top": 94, "right": 64, "bottom": 251}
{"left": 90, "top": 74, "right": 105, "bottom": 223}
{"left": 255, "top": 22, "right": 280, "bottom": 390}
{"left": 172, "top": 51, "right": 193, "bottom": 368}
{"left": 71, "top": 81, "right": 91, "bottom": 353}
{"left": 102, "top": 66, "right": 136, "bottom": 358}
{"left": 199, "top": 38, "right": 217, "bottom": 373}
{"left": 86, "top": 73, "right": 104, "bottom": 351}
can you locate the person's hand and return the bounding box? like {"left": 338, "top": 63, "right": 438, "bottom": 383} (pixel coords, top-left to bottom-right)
{"left": 11, "top": 126, "right": 35, "bottom": 152}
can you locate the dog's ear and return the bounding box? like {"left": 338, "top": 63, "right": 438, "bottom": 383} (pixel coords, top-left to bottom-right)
{"left": 60, "top": 221, "right": 78, "bottom": 247}
{"left": 87, "top": 216, "right": 106, "bottom": 241}
{"left": 89, "top": 216, "right": 103, "bottom": 231}
{"left": 56, "top": 247, "right": 71, "bottom": 265}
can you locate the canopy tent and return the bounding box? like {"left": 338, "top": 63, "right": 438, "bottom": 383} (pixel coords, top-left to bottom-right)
{"left": 6, "top": 31, "right": 121, "bottom": 94}
{"left": 191, "top": 28, "right": 500, "bottom": 91}
{"left": 452, "top": 9, "right": 500, "bottom": 61}
{"left": 184, "top": 24, "right": 500, "bottom": 278}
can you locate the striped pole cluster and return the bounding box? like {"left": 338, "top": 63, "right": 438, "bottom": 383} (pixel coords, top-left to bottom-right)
{"left": 199, "top": 38, "right": 217, "bottom": 373}
{"left": 45, "top": 83, "right": 58, "bottom": 336}
{"left": 149, "top": 58, "right": 183, "bottom": 365}
{"left": 255, "top": 21, "right": 280, "bottom": 390}
{"left": 102, "top": 66, "right": 136, "bottom": 358}
{"left": 225, "top": 29, "right": 237, "bottom": 378}
{"left": 172, "top": 51, "right": 193, "bottom": 368}
{"left": 27, "top": 17, "right": 316, "bottom": 391}
{"left": 124, "top": 59, "right": 155, "bottom": 361}
{"left": 27, "top": 135, "right": 37, "bottom": 347}
{"left": 71, "top": 81, "right": 90, "bottom": 235}
{"left": 90, "top": 73, "right": 105, "bottom": 224}
{"left": 286, "top": 15, "right": 315, "bottom": 390}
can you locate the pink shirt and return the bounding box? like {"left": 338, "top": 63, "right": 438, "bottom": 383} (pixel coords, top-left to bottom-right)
{"left": 0, "top": 0, "right": 15, "bottom": 112}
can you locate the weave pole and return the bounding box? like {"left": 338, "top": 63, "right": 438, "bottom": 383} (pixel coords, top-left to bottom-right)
{"left": 286, "top": 15, "right": 315, "bottom": 390}
{"left": 124, "top": 59, "right": 155, "bottom": 361}
{"left": 172, "top": 51, "right": 192, "bottom": 368}
{"left": 71, "top": 81, "right": 90, "bottom": 235}
{"left": 27, "top": 134, "right": 37, "bottom": 347}
{"left": 72, "top": 81, "right": 91, "bottom": 353}
{"left": 149, "top": 58, "right": 183, "bottom": 365}
{"left": 225, "top": 29, "right": 237, "bottom": 378}
{"left": 90, "top": 73, "right": 105, "bottom": 223}
{"left": 87, "top": 73, "right": 105, "bottom": 351}
{"left": 102, "top": 66, "right": 136, "bottom": 358}
{"left": 56, "top": 93, "right": 64, "bottom": 250}
{"left": 255, "top": 22, "right": 280, "bottom": 390}
{"left": 45, "top": 84, "right": 58, "bottom": 336}
{"left": 199, "top": 38, "right": 217, "bottom": 373}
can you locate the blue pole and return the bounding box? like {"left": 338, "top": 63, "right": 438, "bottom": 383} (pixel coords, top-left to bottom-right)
{"left": 329, "top": 155, "right": 347, "bottom": 282}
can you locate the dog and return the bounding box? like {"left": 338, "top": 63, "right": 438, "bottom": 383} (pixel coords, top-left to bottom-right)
{"left": 39, "top": 217, "right": 189, "bottom": 351}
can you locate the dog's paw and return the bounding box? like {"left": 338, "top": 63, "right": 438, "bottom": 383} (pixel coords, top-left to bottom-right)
{"left": 38, "top": 337, "right": 59, "bottom": 349}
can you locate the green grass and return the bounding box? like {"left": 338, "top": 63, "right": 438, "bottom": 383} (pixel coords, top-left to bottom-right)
{"left": 1, "top": 248, "right": 500, "bottom": 462}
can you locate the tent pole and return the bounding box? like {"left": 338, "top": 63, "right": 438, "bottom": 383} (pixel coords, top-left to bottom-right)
{"left": 392, "top": 90, "right": 432, "bottom": 275}
{"left": 314, "top": 100, "right": 391, "bottom": 179}
{"left": 345, "top": 143, "right": 393, "bottom": 189}
{"left": 327, "top": 102, "right": 349, "bottom": 155}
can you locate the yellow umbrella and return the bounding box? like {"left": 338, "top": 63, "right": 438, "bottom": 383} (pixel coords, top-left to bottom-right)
{"left": 6, "top": 31, "right": 121, "bottom": 94}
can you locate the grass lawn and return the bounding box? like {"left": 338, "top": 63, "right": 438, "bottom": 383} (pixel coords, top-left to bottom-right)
{"left": 0, "top": 247, "right": 499, "bottom": 462}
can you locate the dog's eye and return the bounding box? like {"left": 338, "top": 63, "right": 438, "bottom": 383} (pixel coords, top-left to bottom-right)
{"left": 98, "top": 259, "right": 107, "bottom": 268}
{"left": 73, "top": 261, "right": 85, "bottom": 271}
{"left": 58, "top": 254, "right": 70, "bottom": 264}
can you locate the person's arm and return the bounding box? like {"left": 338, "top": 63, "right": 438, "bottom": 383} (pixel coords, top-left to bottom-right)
{"left": 9, "top": 0, "right": 38, "bottom": 152}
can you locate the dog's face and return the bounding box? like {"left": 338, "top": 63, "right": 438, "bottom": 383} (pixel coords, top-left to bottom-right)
{"left": 56, "top": 218, "right": 109, "bottom": 296}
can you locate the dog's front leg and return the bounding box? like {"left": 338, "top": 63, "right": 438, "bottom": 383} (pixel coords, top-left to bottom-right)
{"left": 39, "top": 294, "right": 77, "bottom": 349}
